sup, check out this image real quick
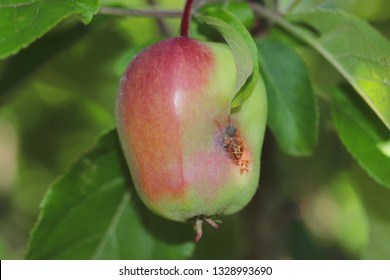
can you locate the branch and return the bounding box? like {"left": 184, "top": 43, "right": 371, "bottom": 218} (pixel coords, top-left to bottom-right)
{"left": 99, "top": 7, "right": 182, "bottom": 18}
{"left": 146, "top": 0, "right": 173, "bottom": 38}
{"left": 250, "top": 3, "right": 316, "bottom": 45}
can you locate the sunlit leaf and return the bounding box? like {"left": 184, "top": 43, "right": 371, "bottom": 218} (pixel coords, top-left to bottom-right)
{"left": 287, "top": 9, "right": 390, "bottom": 129}
{"left": 331, "top": 87, "right": 390, "bottom": 188}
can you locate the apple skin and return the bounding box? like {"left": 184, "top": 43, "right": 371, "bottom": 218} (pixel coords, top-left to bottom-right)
{"left": 117, "top": 37, "right": 267, "bottom": 223}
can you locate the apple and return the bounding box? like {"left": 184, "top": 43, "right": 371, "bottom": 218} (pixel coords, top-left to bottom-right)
{"left": 116, "top": 37, "right": 267, "bottom": 240}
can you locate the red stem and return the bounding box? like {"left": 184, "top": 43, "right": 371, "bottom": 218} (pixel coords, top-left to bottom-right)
{"left": 180, "top": 0, "right": 195, "bottom": 37}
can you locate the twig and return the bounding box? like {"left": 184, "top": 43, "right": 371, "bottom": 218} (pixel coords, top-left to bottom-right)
{"left": 250, "top": 3, "right": 316, "bottom": 45}
{"left": 99, "top": 6, "right": 182, "bottom": 18}
{"left": 146, "top": 0, "right": 172, "bottom": 38}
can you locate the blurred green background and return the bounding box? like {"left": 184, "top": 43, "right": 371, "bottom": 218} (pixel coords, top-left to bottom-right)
{"left": 1, "top": 0, "right": 389, "bottom": 259}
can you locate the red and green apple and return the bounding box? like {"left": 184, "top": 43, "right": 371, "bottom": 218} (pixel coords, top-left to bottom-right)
{"left": 117, "top": 36, "right": 267, "bottom": 240}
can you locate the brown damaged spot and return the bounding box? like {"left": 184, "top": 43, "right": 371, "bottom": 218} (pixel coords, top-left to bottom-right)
{"left": 221, "top": 123, "right": 249, "bottom": 174}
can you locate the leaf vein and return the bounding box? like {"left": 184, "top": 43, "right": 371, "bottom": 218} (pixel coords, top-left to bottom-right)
{"left": 333, "top": 53, "right": 390, "bottom": 67}
{"left": 91, "top": 191, "right": 131, "bottom": 259}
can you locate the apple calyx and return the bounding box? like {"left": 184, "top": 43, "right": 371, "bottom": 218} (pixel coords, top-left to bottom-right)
{"left": 191, "top": 216, "right": 221, "bottom": 242}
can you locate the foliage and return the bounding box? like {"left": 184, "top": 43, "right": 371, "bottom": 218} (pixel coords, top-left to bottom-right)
{"left": 26, "top": 130, "right": 195, "bottom": 259}
{"left": 0, "top": 0, "right": 389, "bottom": 259}
{"left": 256, "top": 38, "right": 317, "bottom": 156}
{"left": 0, "top": 0, "right": 99, "bottom": 59}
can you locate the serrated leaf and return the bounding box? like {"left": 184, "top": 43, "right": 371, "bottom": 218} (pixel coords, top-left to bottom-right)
{"left": 256, "top": 39, "right": 318, "bottom": 156}
{"left": 287, "top": 9, "right": 390, "bottom": 130}
{"left": 196, "top": 8, "right": 259, "bottom": 110}
{"left": 26, "top": 130, "right": 195, "bottom": 259}
{"left": 0, "top": 0, "right": 99, "bottom": 59}
{"left": 331, "top": 87, "right": 390, "bottom": 189}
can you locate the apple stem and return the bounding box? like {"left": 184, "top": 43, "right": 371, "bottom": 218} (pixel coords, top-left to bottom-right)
{"left": 180, "top": 0, "right": 195, "bottom": 37}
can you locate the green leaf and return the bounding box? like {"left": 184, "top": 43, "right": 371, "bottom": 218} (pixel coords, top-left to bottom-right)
{"left": 335, "top": 0, "right": 390, "bottom": 22}
{"left": 256, "top": 39, "right": 318, "bottom": 156}
{"left": 196, "top": 8, "right": 259, "bottom": 109}
{"left": 253, "top": 6, "right": 390, "bottom": 129}
{"left": 0, "top": 0, "right": 99, "bottom": 59}
{"left": 331, "top": 87, "right": 390, "bottom": 188}
{"left": 26, "top": 130, "right": 195, "bottom": 259}
{"left": 225, "top": 1, "right": 256, "bottom": 30}
{"left": 350, "top": 166, "right": 390, "bottom": 259}
{"left": 198, "top": 0, "right": 256, "bottom": 30}
{"left": 286, "top": 9, "right": 390, "bottom": 130}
